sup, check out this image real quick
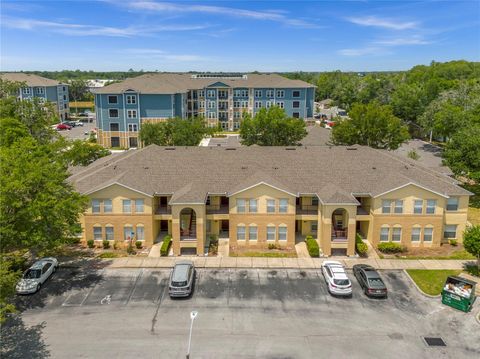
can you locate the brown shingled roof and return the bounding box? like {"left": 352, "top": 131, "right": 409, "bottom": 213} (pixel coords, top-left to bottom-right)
{"left": 1, "top": 73, "right": 63, "bottom": 87}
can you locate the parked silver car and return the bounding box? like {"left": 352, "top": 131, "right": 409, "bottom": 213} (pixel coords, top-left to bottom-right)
{"left": 321, "top": 260, "right": 352, "bottom": 297}
{"left": 169, "top": 261, "right": 195, "bottom": 298}
{"left": 16, "top": 257, "right": 58, "bottom": 294}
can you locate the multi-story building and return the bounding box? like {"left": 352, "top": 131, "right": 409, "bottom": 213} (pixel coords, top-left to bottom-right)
{"left": 93, "top": 73, "right": 315, "bottom": 148}
{"left": 0, "top": 73, "right": 70, "bottom": 120}
{"left": 69, "top": 145, "right": 471, "bottom": 257}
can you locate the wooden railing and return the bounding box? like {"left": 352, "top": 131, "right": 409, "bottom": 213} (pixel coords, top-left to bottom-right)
{"left": 332, "top": 229, "right": 348, "bottom": 241}
{"left": 296, "top": 205, "right": 318, "bottom": 215}
{"left": 206, "top": 204, "right": 229, "bottom": 214}
{"left": 155, "top": 205, "right": 172, "bottom": 214}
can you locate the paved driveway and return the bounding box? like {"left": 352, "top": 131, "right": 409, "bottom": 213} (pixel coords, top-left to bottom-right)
{"left": 2, "top": 267, "right": 479, "bottom": 358}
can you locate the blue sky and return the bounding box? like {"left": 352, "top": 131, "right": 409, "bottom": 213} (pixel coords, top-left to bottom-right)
{"left": 1, "top": 0, "right": 479, "bottom": 71}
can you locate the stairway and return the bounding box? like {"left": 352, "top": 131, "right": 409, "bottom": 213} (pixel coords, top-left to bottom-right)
{"left": 190, "top": 215, "right": 197, "bottom": 237}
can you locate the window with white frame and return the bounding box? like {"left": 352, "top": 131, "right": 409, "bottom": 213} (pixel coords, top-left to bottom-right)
{"left": 36, "top": 87, "right": 45, "bottom": 94}
{"left": 446, "top": 197, "right": 459, "bottom": 211}
{"left": 198, "top": 90, "right": 204, "bottom": 97}
{"left": 234, "top": 89, "right": 241, "bottom": 97}
{"left": 93, "top": 226, "right": 102, "bottom": 241}
{"left": 276, "top": 90, "right": 284, "bottom": 98}
{"left": 136, "top": 226, "right": 145, "bottom": 241}
{"left": 249, "top": 226, "right": 257, "bottom": 240}
{"left": 292, "top": 112, "right": 300, "bottom": 118}
{"left": 267, "top": 199, "right": 276, "bottom": 213}
{"left": 444, "top": 225, "right": 457, "bottom": 239}
{"left": 104, "top": 199, "right": 112, "bottom": 213}
{"left": 414, "top": 199, "right": 423, "bottom": 214}
{"left": 266, "top": 101, "right": 273, "bottom": 108}
{"left": 382, "top": 200, "right": 392, "bottom": 214}
{"left": 249, "top": 199, "right": 258, "bottom": 213}
{"left": 135, "top": 199, "right": 144, "bottom": 213}
{"left": 199, "top": 101, "right": 205, "bottom": 108}
{"left": 233, "top": 101, "right": 240, "bottom": 108}
{"left": 91, "top": 199, "right": 100, "bottom": 213}
{"left": 411, "top": 227, "right": 421, "bottom": 242}
{"left": 241, "top": 101, "right": 248, "bottom": 108}
{"left": 237, "top": 199, "right": 246, "bottom": 213}
{"left": 218, "top": 90, "right": 227, "bottom": 97}
{"left": 266, "top": 89, "right": 274, "bottom": 98}
{"left": 22, "top": 88, "right": 31, "bottom": 95}
{"left": 292, "top": 90, "right": 300, "bottom": 98}
{"left": 279, "top": 199, "right": 288, "bottom": 213}
{"left": 255, "top": 90, "right": 262, "bottom": 97}
{"left": 255, "top": 101, "right": 262, "bottom": 109}
{"left": 105, "top": 226, "right": 114, "bottom": 241}
{"left": 233, "top": 121, "right": 240, "bottom": 129}
{"left": 207, "top": 112, "right": 216, "bottom": 119}
{"left": 63, "top": 95, "right": 67, "bottom": 101}
{"left": 126, "top": 95, "right": 137, "bottom": 104}
{"left": 392, "top": 227, "right": 402, "bottom": 242}
{"left": 109, "top": 109, "right": 119, "bottom": 118}
{"left": 394, "top": 200, "right": 403, "bottom": 214}
{"left": 426, "top": 200, "right": 436, "bottom": 214}
{"left": 237, "top": 225, "right": 246, "bottom": 240}
{"left": 241, "top": 89, "right": 248, "bottom": 97}
{"left": 277, "top": 101, "right": 284, "bottom": 109}
{"left": 267, "top": 226, "right": 276, "bottom": 241}
{"left": 124, "top": 226, "right": 133, "bottom": 241}
{"left": 208, "top": 101, "right": 216, "bottom": 109}
{"left": 380, "top": 227, "right": 389, "bottom": 242}
{"left": 110, "top": 123, "right": 119, "bottom": 131}
{"left": 128, "top": 123, "right": 138, "bottom": 132}
{"left": 311, "top": 221, "right": 318, "bottom": 232}
{"left": 127, "top": 110, "right": 137, "bottom": 119}
{"left": 207, "top": 90, "right": 215, "bottom": 97}
{"left": 423, "top": 227, "right": 433, "bottom": 241}
{"left": 278, "top": 226, "right": 287, "bottom": 241}
{"left": 108, "top": 95, "right": 118, "bottom": 104}
{"left": 122, "top": 199, "right": 131, "bottom": 213}
{"left": 234, "top": 111, "right": 241, "bottom": 119}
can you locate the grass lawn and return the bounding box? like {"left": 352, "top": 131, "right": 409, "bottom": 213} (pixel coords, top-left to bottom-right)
{"left": 468, "top": 207, "right": 480, "bottom": 225}
{"left": 230, "top": 251, "right": 297, "bottom": 258}
{"left": 97, "top": 252, "right": 127, "bottom": 259}
{"left": 406, "top": 269, "right": 461, "bottom": 295}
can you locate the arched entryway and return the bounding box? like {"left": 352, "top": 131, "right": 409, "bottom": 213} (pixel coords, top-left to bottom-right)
{"left": 332, "top": 208, "right": 348, "bottom": 241}
{"left": 180, "top": 208, "right": 197, "bottom": 240}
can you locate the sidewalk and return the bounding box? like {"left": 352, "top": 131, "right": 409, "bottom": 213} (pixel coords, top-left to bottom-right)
{"left": 103, "top": 256, "right": 474, "bottom": 271}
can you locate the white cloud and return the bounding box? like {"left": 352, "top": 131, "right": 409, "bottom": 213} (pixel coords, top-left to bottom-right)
{"left": 375, "top": 37, "right": 431, "bottom": 46}
{"left": 124, "top": 48, "right": 209, "bottom": 62}
{"left": 346, "top": 16, "right": 418, "bottom": 30}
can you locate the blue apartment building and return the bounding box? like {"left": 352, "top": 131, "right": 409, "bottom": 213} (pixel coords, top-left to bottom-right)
{"left": 1, "top": 73, "right": 70, "bottom": 120}
{"left": 94, "top": 73, "right": 315, "bottom": 148}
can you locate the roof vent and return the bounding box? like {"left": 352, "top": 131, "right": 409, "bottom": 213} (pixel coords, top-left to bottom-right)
{"left": 225, "top": 148, "right": 236, "bottom": 150}
{"left": 165, "top": 147, "right": 176, "bottom": 150}
{"left": 241, "top": 166, "right": 248, "bottom": 170}
{"left": 346, "top": 147, "right": 357, "bottom": 151}
{"left": 285, "top": 147, "right": 296, "bottom": 150}
{"left": 372, "top": 167, "right": 376, "bottom": 170}
{"left": 423, "top": 337, "right": 446, "bottom": 347}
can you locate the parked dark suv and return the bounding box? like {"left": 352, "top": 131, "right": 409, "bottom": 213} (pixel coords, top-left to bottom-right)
{"left": 169, "top": 261, "right": 195, "bottom": 298}
{"left": 353, "top": 264, "right": 388, "bottom": 298}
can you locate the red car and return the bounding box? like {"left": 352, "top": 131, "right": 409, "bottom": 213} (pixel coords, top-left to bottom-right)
{"left": 56, "top": 123, "right": 72, "bottom": 130}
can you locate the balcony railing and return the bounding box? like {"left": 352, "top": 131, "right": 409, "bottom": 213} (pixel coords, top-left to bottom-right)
{"left": 332, "top": 229, "right": 348, "bottom": 241}
{"left": 206, "top": 204, "right": 229, "bottom": 214}
{"left": 296, "top": 205, "right": 318, "bottom": 215}
{"left": 356, "top": 206, "right": 371, "bottom": 215}
{"left": 155, "top": 205, "right": 172, "bottom": 214}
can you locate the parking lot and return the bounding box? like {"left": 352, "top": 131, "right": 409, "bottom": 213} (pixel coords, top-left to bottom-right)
{"left": 2, "top": 267, "right": 479, "bottom": 358}
{"left": 58, "top": 121, "right": 96, "bottom": 140}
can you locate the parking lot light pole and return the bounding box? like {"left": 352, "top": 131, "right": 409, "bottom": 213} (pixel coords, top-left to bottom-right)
{"left": 186, "top": 311, "right": 198, "bottom": 359}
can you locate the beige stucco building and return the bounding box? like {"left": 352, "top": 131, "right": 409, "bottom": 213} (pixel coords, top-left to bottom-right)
{"left": 69, "top": 145, "right": 471, "bottom": 256}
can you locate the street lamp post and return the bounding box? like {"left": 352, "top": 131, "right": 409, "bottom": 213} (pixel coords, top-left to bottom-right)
{"left": 186, "top": 311, "right": 198, "bottom": 359}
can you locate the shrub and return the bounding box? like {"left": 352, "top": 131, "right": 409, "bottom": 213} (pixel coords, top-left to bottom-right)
{"left": 160, "top": 235, "right": 172, "bottom": 256}
{"left": 102, "top": 240, "right": 110, "bottom": 249}
{"left": 407, "top": 149, "right": 420, "bottom": 160}
{"left": 449, "top": 239, "right": 458, "bottom": 246}
{"left": 87, "top": 239, "right": 94, "bottom": 248}
{"left": 209, "top": 235, "right": 219, "bottom": 255}
{"left": 135, "top": 241, "right": 143, "bottom": 249}
{"left": 268, "top": 243, "right": 277, "bottom": 250}
{"left": 377, "top": 242, "right": 405, "bottom": 254}
{"left": 355, "top": 233, "right": 368, "bottom": 256}
{"left": 113, "top": 241, "right": 119, "bottom": 250}
{"left": 127, "top": 243, "right": 136, "bottom": 255}
{"left": 305, "top": 235, "right": 319, "bottom": 257}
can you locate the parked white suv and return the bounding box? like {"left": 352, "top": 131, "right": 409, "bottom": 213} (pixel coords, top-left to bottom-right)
{"left": 321, "top": 261, "right": 352, "bottom": 297}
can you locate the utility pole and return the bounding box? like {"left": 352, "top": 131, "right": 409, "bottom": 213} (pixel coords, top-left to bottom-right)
{"left": 186, "top": 311, "right": 198, "bottom": 359}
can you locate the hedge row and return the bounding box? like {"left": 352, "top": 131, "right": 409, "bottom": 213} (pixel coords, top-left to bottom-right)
{"left": 160, "top": 235, "right": 172, "bottom": 256}
{"left": 377, "top": 242, "right": 405, "bottom": 254}
{"left": 355, "top": 233, "right": 368, "bottom": 256}
{"left": 305, "top": 235, "right": 319, "bottom": 257}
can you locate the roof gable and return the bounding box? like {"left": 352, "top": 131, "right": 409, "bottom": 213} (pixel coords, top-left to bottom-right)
{"left": 228, "top": 181, "right": 297, "bottom": 198}
{"left": 373, "top": 182, "right": 449, "bottom": 199}
{"left": 207, "top": 81, "right": 230, "bottom": 88}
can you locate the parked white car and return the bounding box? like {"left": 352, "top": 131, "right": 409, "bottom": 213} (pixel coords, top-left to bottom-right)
{"left": 321, "top": 261, "right": 352, "bottom": 297}
{"left": 16, "top": 257, "right": 58, "bottom": 294}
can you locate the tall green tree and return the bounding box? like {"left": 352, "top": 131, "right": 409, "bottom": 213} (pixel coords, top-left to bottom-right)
{"left": 61, "top": 139, "right": 111, "bottom": 167}
{"left": 463, "top": 225, "right": 480, "bottom": 271}
{"left": 331, "top": 102, "right": 409, "bottom": 150}
{"left": 443, "top": 125, "right": 480, "bottom": 182}
{"left": 139, "top": 117, "right": 211, "bottom": 146}
{"left": 239, "top": 106, "right": 307, "bottom": 146}
{"left": 68, "top": 79, "right": 91, "bottom": 103}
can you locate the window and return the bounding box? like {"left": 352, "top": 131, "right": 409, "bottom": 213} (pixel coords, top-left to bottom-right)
{"left": 135, "top": 199, "right": 144, "bottom": 213}
{"left": 446, "top": 197, "right": 459, "bottom": 211}
{"left": 91, "top": 199, "right": 100, "bottom": 213}
{"left": 198, "top": 90, "right": 204, "bottom": 97}
{"left": 292, "top": 90, "right": 300, "bottom": 98}
{"left": 22, "top": 88, "right": 31, "bottom": 95}
{"left": 423, "top": 227, "right": 433, "bottom": 242}
{"left": 444, "top": 225, "right": 457, "bottom": 239}
{"left": 218, "top": 90, "right": 227, "bottom": 98}
{"left": 392, "top": 227, "right": 402, "bottom": 242}
{"left": 207, "top": 112, "right": 216, "bottom": 119}
{"left": 208, "top": 101, "right": 216, "bottom": 109}
{"left": 108, "top": 95, "right": 118, "bottom": 104}
{"left": 312, "top": 197, "right": 319, "bottom": 206}
{"left": 255, "top": 90, "right": 262, "bottom": 97}
{"left": 394, "top": 200, "right": 403, "bottom": 214}
{"left": 233, "top": 101, "right": 240, "bottom": 108}
{"left": 255, "top": 101, "right": 262, "bottom": 109}
{"left": 380, "top": 227, "right": 389, "bottom": 242}
{"left": 93, "top": 227, "right": 102, "bottom": 240}
{"left": 64, "top": 103, "right": 67, "bottom": 109}
{"left": 241, "top": 101, "right": 248, "bottom": 108}
{"left": 279, "top": 199, "right": 288, "bottom": 213}
{"left": 109, "top": 109, "right": 119, "bottom": 118}
{"left": 122, "top": 199, "right": 131, "bottom": 213}
{"left": 234, "top": 111, "right": 241, "bottom": 119}
{"left": 277, "top": 101, "right": 284, "bottom": 109}
{"left": 237, "top": 199, "right": 246, "bottom": 213}
{"left": 293, "top": 101, "right": 300, "bottom": 108}
{"left": 63, "top": 95, "right": 67, "bottom": 100}
{"left": 241, "top": 90, "right": 248, "bottom": 97}
{"left": 199, "top": 101, "right": 205, "bottom": 108}
{"left": 276, "top": 90, "right": 284, "bottom": 98}
{"left": 249, "top": 199, "right": 258, "bottom": 213}
{"left": 237, "top": 226, "right": 246, "bottom": 240}
{"left": 266, "top": 101, "right": 273, "bottom": 108}
{"left": 111, "top": 137, "right": 120, "bottom": 147}
{"left": 124, "top": 226, "right": 133, "bottom": 241}
{"left": 136, "top": 226, "right": 145, "bottom": 241}
{"left": 105, "top": 226, "right": 114, "bottom": 241}
{"left": 266, "top": 90, "right": 274, "bottom": 98}
{"left": 382, "top": 200, "right": 392, "bottom": 214}
{"left": 249, "top": 226, "right": 257, "bottom": 240}
{"left": 207, "top": 90, "right": 215, "bottom": 97}
{"left": 129, "top": 137, "right": 138, "bottom": 148}
{"left": 311, "top": 222, "right": 318, "bottom": 232}
{"left": 234, "top": 89, "right": 241, "bottom": 97}
{"left": 267, "top": 199, "right": 276, "bottom": 213}
{"left": 267, "top": 226, "right": 276, "bottom": 241}
{"left": 426, "top": 200, "right": 436, "bottom": 214}
{"left": 104, "top": 199, "right": 112, "bottom": 213}
{"left": 127, "top": 110, "right": 137, "bottom": 119}
{"left": 128, "top": 123, "right": 138, "bottom": 132}
{"left": 278, "top": 226, "right": 287, "bottom": 241}
{"left": 110, "top": 123, "right": 119, "bottom": 131}
{"left": 414, "top": 200, "right": 423, "bottom": 214}
{"left": 292, "top": 112, "right": 300, "bottom": 118}
{"left": 63, "top": 86, "right": 66, "bottom": 92}
{"left": 36, "top": 87, "right": 44, "bottom": 94}
{"left": 411, "top": 227, "right": 421, "bottom": 242}
{"left": 126, "top": 95, "right": 136, "bottom": 104}
{"left": 233, "top": 121, "right": 240, "bottom": 130}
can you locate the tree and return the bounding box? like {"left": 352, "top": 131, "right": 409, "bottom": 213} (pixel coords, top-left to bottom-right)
{"left": 0, "top": 259, "right": 20, "bottom": 323}
{"left": 331, "top": 102, "right": 409, "bottom": 150}
{"left": 139, "top": 117, "right": 211, "bottom": 146}
{"left": 463, "top": 225, "right": 480, "bottom": 271}
{"left": 443, "top": 125, "right": 480, "bottom": 182}
{"left": 239, "top": 106, "right": 307, "bottom": 146}
{"left": 61, "top": 139, "right": 111, "bottom": 167}
{"left": 391, "top": 83, "right": 427, "bottom": 123}
{"left": 68, "top": 79, "right": 90, "bottom": 105}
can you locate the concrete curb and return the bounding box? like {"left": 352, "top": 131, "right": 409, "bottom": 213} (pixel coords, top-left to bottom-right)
{"left": 402, "top": 269, "right": 441, "bottom": 299}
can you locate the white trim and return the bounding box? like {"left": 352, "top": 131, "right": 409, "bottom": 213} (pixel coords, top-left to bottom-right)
{"left": 228, "top": 181, "right": 297, "bottom": 197}
{"left": 107, "top": 95, "right": 118, "bottom": 104}
{"left": 373, "top": 182, "right": 449, "bottom": 199}
{"left": 84, "top": 182, "right": 153, "bottom": 197}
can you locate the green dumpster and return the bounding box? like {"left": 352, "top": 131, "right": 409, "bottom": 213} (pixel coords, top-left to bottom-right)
{"left": 441, "top": 276, "right": 476, "bottom": 313}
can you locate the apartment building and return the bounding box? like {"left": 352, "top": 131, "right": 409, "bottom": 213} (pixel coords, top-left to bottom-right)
{"left": 69, "top": 145, "right": 471, "bottom": 257}
{"left": 93, "top": 73, "right": 315, "bottom": 148}
{"left": 1, "top": 73, "right": 70, "bottom": 120}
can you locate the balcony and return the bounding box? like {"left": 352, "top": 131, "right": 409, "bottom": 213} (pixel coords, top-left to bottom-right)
{"left": 356, "top": 206, "right": 370, "bottom": 215}
{"left": 155, "top": 205, "right": 172, "bottom": 214}
{"left": 331, "top": 228, "right": 348, "bottom": 242}
{"left": 206, "top": 204, "right": 229, "bottom": 214}
{"left": 296, "top": 205, "right": 318, "bottom": 215}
